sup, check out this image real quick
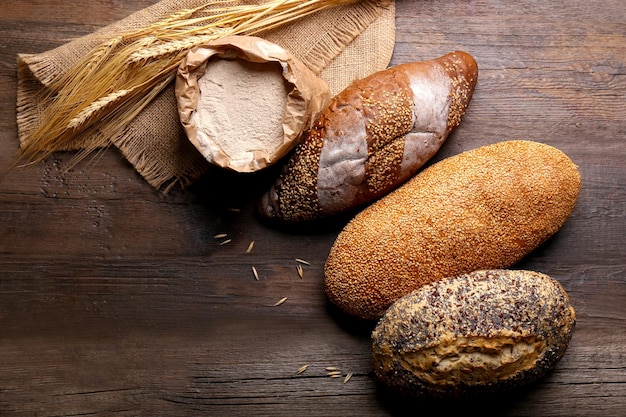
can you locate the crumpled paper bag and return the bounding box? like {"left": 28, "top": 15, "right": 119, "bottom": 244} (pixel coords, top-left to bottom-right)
{"left": 176, "top": 36, "right": 331, "bottom": 172}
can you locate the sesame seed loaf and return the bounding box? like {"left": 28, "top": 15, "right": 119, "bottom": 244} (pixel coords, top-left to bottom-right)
{"left": 324, "top": 140, "right": 581, "bottom": 320}
{"left": 258, "top": 51, "right": 478, "bottom": 222}
{"left": 371, "top": 269, "right": 576, "bottom": 399}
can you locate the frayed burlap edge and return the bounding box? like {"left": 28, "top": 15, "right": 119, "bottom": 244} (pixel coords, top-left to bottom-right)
{"left": 16, "top": 0, "right": 396, "bottom": 191}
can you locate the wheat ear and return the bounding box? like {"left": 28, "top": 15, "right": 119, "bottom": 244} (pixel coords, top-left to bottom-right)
{"left": 17, "top": 0, "right": 365, "bottom": 165}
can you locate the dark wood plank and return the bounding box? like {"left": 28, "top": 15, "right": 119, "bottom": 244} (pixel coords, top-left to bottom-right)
{"left": 1, "top": 0, "right": 625, "bottom": 416}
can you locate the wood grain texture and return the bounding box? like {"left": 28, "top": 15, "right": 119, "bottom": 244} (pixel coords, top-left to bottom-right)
{"left": 0, "top": 0, "right": 624, "bottom": 416}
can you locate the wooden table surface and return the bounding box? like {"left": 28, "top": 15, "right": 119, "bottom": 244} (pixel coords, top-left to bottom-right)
{"left": 1, "top": 1, "right": 624, "bottom": 416}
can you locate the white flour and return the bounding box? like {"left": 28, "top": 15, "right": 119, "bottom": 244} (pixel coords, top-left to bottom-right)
{"left": 192, "top": 58, "right": 289, "bottom": 168}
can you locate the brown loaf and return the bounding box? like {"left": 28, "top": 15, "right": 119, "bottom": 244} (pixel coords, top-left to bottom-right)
{"left": 372, "top": 269, "right": 577, "bottom": 399}
{"left": 258, "top": 51, "right": 478, "bottom": 222}
{"left": 324, "top": 141, "right": 581, "bottom": 320}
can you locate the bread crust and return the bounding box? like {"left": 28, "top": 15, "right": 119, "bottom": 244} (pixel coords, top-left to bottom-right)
{"left": 371, "top": 269, "right": 576, "bottom": 399}
{"left": 324, "top": 140, "right": 581, "bottom": 320}
{"left": 259, "top": 51, "right": 478, "bottom": 222}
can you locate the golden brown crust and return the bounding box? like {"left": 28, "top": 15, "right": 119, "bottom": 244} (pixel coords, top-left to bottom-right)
{"left": 371, "top": 269, "right": 576, "bottom": 398}
{"left": 259, "top": 51, "right": 478, "bottom": 222}
{"left": 324, "top": 140, "right": 581, "bottom": 320}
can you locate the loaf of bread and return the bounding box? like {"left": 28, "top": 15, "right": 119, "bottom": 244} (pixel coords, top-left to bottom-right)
{"left": 325, "top": 140, "right": 581, "bottom": 320}
{"left": 258, "top": 51, "right": 478, "bottom": 222}
{"left": 371, "top": 269, "right": 576, "bottom": 399}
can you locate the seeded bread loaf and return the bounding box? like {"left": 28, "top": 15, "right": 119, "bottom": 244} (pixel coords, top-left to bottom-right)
{"left": 324, "top": 140, "right": 581, "bottom": 320}
{"left": 372, "top": 269, "right": 576, "bottom": 399}
{"left": 258, "top": 51, "right": 478, "bottom": 222}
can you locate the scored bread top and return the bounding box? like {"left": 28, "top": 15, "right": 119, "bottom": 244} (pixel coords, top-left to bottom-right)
{"left": 259, "top": 51, "right": 478, "bottom": 222}
{"left": 317, "top": 66, "right": 414, "bottom": 215}
{"left": 371, "top": 269, "right": 577, "bottom": 398}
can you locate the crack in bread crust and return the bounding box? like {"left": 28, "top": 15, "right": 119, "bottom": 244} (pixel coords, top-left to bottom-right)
{"left": 371, "top": 269, "right": 576, "bottom": 398}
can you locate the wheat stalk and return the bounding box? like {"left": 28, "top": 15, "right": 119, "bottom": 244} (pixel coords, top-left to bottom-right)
{"left": 128, "top": 32, "right": 228, "bottom": 62}
{"left": 83, "top": 35, "right": 124, "bottom": 74}
{"left": 18, "top": 0, "right": 368, "bottom": 165}
{"left": 67, "top": 90, "right": 131, "bottom": 130}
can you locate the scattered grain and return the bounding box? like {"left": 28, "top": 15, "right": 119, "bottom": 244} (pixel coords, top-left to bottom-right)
{"left": 271, "top": 297, "right": 288, "bottom": 307}
{"left": 297, "top": 264, "right": 304, "bottom": 279}
{"left": 296, "top": 365, "right": 309, "bottom": 375}
{"left": 343, "top": 372, "right": 353, "bottom": 383}
{"left": 252, "top": 266, "right": 259, "bottom": 281}
{"left": 295, "top": 258, "right": 311, "bottom": 265}
{"left": 246, "top": 241, "right": 255, "bottom": 254}
{"left": 219, "top": 239, "right": 232, "bottom": 245}
{"left": 214, "top": 233, "right": 228, "bottom": 239}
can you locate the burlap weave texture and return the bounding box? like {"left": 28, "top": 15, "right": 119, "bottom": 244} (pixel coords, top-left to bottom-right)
{"left": 16, "top": 0, "right": 396, "bottom": 190}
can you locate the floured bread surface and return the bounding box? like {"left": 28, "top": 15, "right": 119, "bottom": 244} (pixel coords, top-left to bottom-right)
{"left": 372, "top": 269, "right": 576, "bottom": 399}
{"left": 258, "top": 51, "right": 478, "bottom": 222}
{"left": 192, "top": 58, "right": 289, "bottom": 168}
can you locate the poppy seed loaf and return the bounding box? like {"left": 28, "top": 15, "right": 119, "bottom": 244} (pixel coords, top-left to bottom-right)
{"left": 371, "top": 269, "right": 576, "bottom": 398}
{"left": 324, "top": 140, "right": 581, "bottom": 320}
{"left": 259, "top": 51, "right": 478, "bottom": 222}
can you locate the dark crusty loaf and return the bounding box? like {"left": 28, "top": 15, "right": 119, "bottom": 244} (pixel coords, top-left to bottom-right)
{"left": 324, "top": 140, "right": 581, "bottom": 320}
{"left": 371, "top": 269, "right": 576, "bottom": 399}
{"left": 258, "top": 51, "right": 478, "bottom": 222}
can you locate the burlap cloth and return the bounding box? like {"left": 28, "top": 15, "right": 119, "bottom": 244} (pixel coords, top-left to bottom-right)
{"left": 16, "top": 0, "right": 396, "bottom": 190}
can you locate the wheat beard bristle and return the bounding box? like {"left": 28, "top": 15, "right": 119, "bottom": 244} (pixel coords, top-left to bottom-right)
{"left": 16, "top": 0, "right": 364, "bottom": 165}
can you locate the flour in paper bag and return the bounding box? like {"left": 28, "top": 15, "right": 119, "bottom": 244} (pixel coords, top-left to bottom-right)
{"left": 191, "top": 58, "right": 289, "bottom": 168}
